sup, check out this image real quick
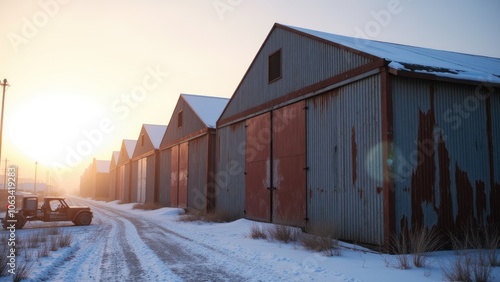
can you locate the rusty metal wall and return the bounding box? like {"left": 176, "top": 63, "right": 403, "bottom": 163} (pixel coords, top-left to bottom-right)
{"left": 187, "top": 135, "right": 209, "bottom": 212}
{"left": 158, "top": 148, "right": 171, "bottom": 207}
{"left": 220, "top": 26, "right": 372, "bottom": 120}
{"left": 306, "top": 74, "right": 384, "bottom": 245}
{"left": 245, "top": 113, "right": 272, "bottom": 222}
{"left": 214, "top": 121, "right": 246, "bottom": 219}
{"left": 392, "top": 77, "right": 498, "bottom": 234}
{"left": 272, "top": 101, "right": 307, "bottom": 227}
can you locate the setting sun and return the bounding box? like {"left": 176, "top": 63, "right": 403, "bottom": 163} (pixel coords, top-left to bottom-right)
{"left": 6, "top": 92, "right": 101, "bottom": 166}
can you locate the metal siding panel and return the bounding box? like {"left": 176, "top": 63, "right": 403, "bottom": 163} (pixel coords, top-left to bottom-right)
{"left": 159, "top": 149, "right": 171, "bottom": 207}
{"left": 490, "top": 91, "right": 500, "bottom": 224}
{"left": 188, "top": 135, "right": 208, "bottom": 212}
{"left": 307, "top": 74, "right": 384, "bottom": 245}
{"left": 221, "top": 28, "right": 371, "bottom": 120}
{"left": 245, "top": 113, "right": 271, "bottom": 222}
{"left": 392, "top": 77, "right": 495, "bottom": 234}
{"left": 273, "top": 101, "right": 307, "bottom": 227}
{"left": 215, "top": 122, "right": 246, "bottom": 219}
{"left": 178, "top": 142, "right": 189, "bottom": 208}
{"left": 170, "top": 145, "right": 179, "bottom": 207}
{"left": 130, "top": 161, "right": 138, "bottom": 203}
{"left": 146, "top": 155, "right": 155, "bottom": 203}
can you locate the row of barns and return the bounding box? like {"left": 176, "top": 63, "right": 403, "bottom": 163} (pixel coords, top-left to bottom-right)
{"left": 80, "top": 23, "right": 500, "bottom": 246}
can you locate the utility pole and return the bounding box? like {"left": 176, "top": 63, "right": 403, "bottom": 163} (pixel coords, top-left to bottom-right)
{"left": 0, "top": 79, "right": 9, "bottom": 166}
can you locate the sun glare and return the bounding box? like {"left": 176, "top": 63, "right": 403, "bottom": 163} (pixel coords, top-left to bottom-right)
{"left": 6, "top": 93, "right": 101, "bottom": 165}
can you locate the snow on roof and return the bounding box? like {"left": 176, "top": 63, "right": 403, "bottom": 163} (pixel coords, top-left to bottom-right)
{"left": 285, "top": 25, "right": 500, "bottom": 85}
{"left": 123, "top": 139, "right": 137, "bottom": 159}
{"left": 143, "top": 124, "right": 167, "bottom": 149}
{"left": 96, "top": 160, "right": 111, "bottom": 173}
{"left": 182, "top": 94, "right": 229, "bottom": 128}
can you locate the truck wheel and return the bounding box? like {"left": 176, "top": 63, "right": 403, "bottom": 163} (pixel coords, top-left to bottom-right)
{"left": 3, "top": 213, "right": 26, "bottom": 229}
{"left": 74, "top": 213, "right": 92, "bottom": 226}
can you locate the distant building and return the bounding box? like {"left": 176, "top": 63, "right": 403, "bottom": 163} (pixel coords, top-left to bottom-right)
{"left": 80, "top": 158, "right": 110, "bottom": 199}
{"left": 159, "top": 94, "right": 229, "bottom": 211}
{"left": 130, "top": 124, "right": 167, "bottom": 204}
{"left": 116, "top": 139, "right": 137, "bottom": 203}
{"left": 109, "top": 151, "right": 120, "bottom": 201}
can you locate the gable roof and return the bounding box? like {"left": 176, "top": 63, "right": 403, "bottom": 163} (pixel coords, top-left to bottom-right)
{"left": 143, "top": 124, "right": 167, "bottom": 149}
{"left": 182, "top": 94, "right": 229, "bottom": 128}
{"left": 285, "top": 24, "right": 500, "bottom": 85}
{"left": 123, "top": 139, "right": 137, "bottom": 159}
{"left": 111, "top": 151, "right": 119, "bottom": 165}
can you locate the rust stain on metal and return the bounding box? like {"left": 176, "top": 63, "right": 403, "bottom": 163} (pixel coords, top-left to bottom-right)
{"left": 410, "top": 86, "right": 436, "bottom": 229}
{"left": 455, "top": 164, "right": 475, "bottom": 227}
{"left": 475, "top": 180, "right": 486, "bottom": 223}
{"left": 437, "top": 132, "right": 454, "bottom": 230}
{"left": 376, "top": 187, "right": 383, "bottom": 194}
{"left": 351, "top": 127, "right": 357, "bottom": 186}
{"left": 358, "top": 187, "right": 363, "bottom": 199}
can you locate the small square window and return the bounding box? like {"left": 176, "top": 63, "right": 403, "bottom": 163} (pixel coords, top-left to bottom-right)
{"left": 268, "top": 49, "right": 282, "bottom": 83}
{"left": 178, "top": 111, "right": 183, "bottom": 128}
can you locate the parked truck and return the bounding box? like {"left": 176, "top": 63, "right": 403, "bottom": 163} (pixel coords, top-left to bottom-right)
{"left": 2, "top": 196, "right": 93, "bottom": 229}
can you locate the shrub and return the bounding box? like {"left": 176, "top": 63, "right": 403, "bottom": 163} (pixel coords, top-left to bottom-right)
{"left": 441, "top": 252, "right": 493, "bottom": 282}
{"left": 388, "top": 232, "right": 411, "bottom": 269}
{"left": 249, "top": 224, "right": 267, "bottom": 240}
{"left": 300, "top": 233, "right": 340, "bottom": 256}
{"left": 39, "top": 242, "right": 50, "bottom": 258}
{"left": 58, "top": 231, "right": 73, "bottom": 248}
{"left": 409, "top": 226, "right": 443, "bottom": 268}
{"left": 268, "top": 224, "right": 299, "bottom": 243}
{"left": 300, "top": 225, "right": 341, "bottom": 256}
{"left": 13, "top": 260, "right": 35, "bottom": 282}
{"left": 132, "top": 202, "right": 163, "bottom": 210}
{"left": 50, "top": 236, "right": 59, "bottom": 251}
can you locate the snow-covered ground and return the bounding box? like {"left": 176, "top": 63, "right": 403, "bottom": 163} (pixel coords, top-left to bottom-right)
{"left": 2, "top": 198, "right": 499, "bottom": 281}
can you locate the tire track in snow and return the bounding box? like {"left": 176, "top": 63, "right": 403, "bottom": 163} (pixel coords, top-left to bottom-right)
{"left": 87, "top": 203, "right": 181, "bottom": 281}
{"left": 83, "top": 201, "right": 277, "bottom": 281}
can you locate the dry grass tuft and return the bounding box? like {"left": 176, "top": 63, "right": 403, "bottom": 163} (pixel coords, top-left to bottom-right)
{"left": 249, "top": 223, "right": 267, "bottom": 240}
{"left": 132, "top": 202, "right": 163, "bottom": 210}
{"left": 13, "top": 260, "right": 35, "bottom": 282}
{"left": 409, "top": 226, "right": 443, "bottom": 268}
{"left": 58, "top": 231, "right": 73, "bottom": 248}
{"left": 300, "top": 225, "right": 341, "bottom": 256}
{"left": 268, "top": 224, "right": 300, "bottom": 244}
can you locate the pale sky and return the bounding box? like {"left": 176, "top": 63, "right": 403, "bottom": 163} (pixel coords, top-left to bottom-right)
{"left": 0, "top": 0, "right": 499, "bottom": 193}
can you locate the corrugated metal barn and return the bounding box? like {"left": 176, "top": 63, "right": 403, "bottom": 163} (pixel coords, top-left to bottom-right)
{"left": 216, "top": 23, "right": 500, "bottom": 246}
{"left": 159, "top": 94, "right": 228, "bottom": 211}
{"left": 80, "top": 158, "right": 111, "bottom": 200}
{"left": 116, "top": 139, "right": 137, "bottom": 203}
{"left": 130, "top": 124, "right": 167, "bottom": 204}
{"left": 108, "top": 151, "right": 119, "bottom": 201}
